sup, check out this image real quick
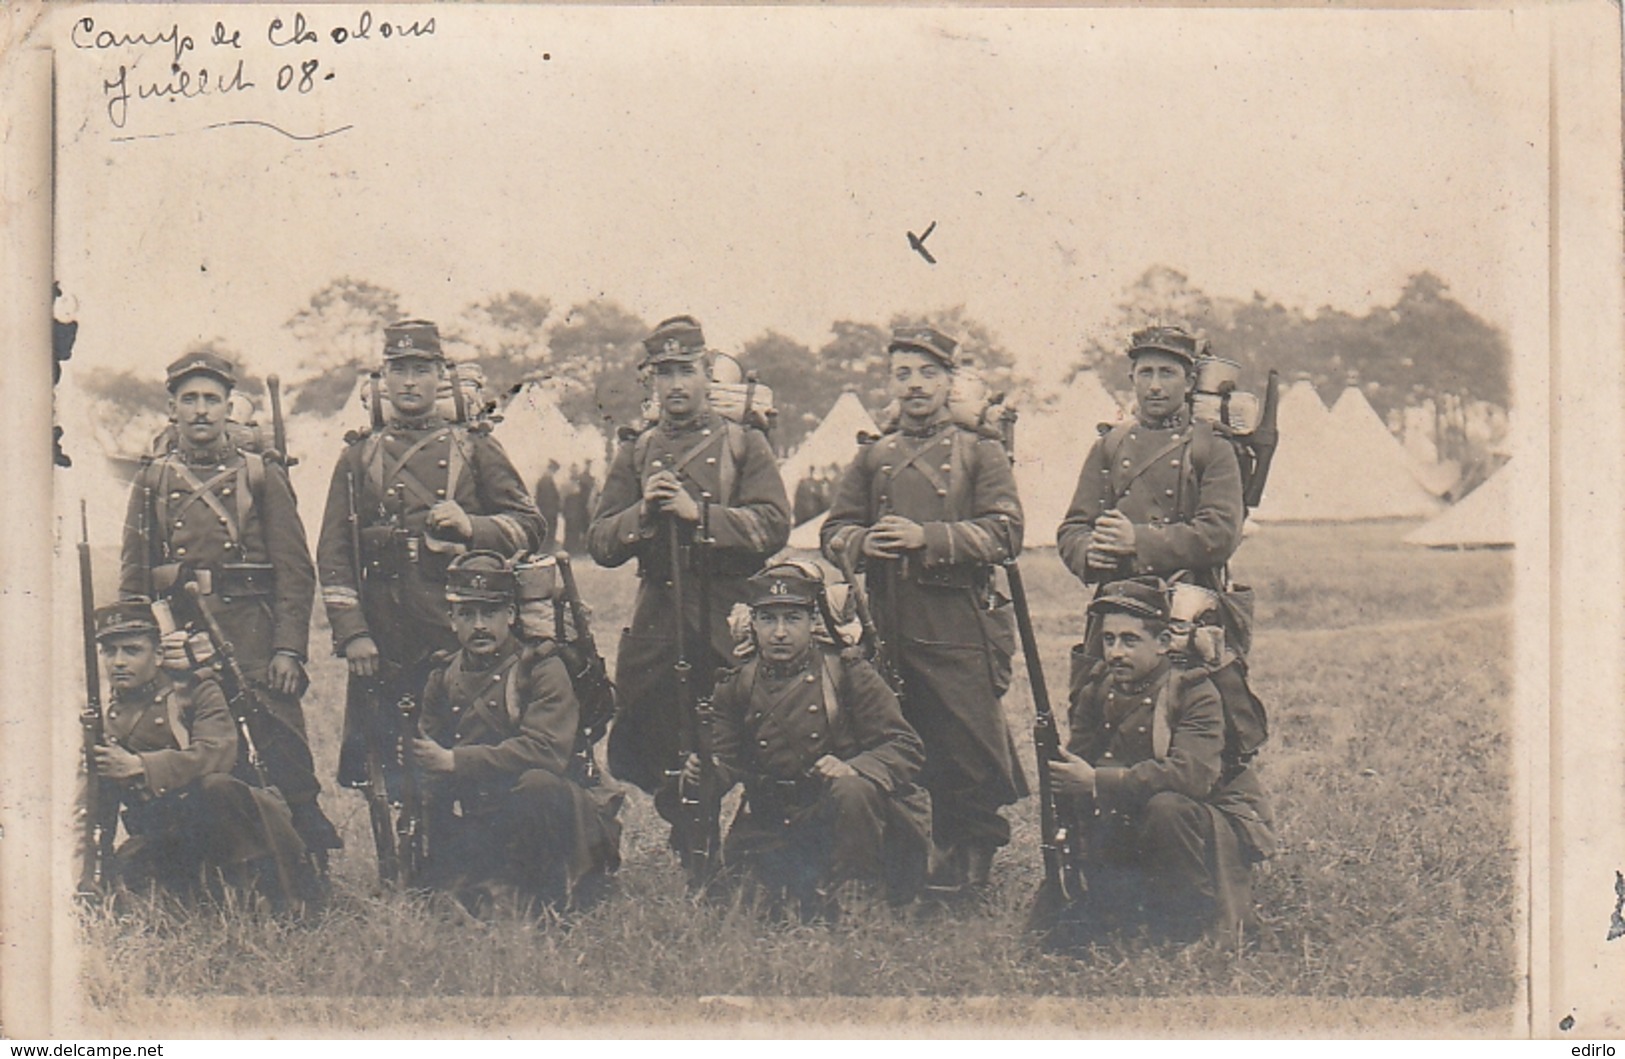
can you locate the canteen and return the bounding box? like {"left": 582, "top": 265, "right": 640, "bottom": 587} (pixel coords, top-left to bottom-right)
{"left": 1194, "top": 357, "right": 1242, "bottom": 395}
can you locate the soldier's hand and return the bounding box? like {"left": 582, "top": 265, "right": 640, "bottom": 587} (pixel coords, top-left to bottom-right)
{"left": 862, "top": 529, "right": 902, "bottom": 559}
{"left": 267, "top": 653, "right": 305, "bottom": 696}
{"left": 412, "top": 738, "right": 455, "bottom": 774}
{"left": 345, "top": 635, "right": 381, "bottom": 677}
{"left": 809, "top": 754, "right": 857, "bottom": 781}
{"left": 1092, "top": 510, "right": 1137, "bottom": 554}
{"left": 1046, "top": 747, "right": 1096, "bottom": 798}
{"left": 643, "top": 470, "right": 681, "bottom": 505}
{"left": 1085, "top": 546, "right": 1120, "bottom": 570}
{"left": 679, "top": 753, "right": 703, "bottom": 787}
{"left": 874, "top": 515, "right": 925, "bottom": 551}
{"left": 427, "top": 500, "right": 473, "bottom": 541}
{"left": 662, "top": 487, "right": 700, "bottom": 523}
{"left": 95, "top": 744, "right": 144, "bottom": 781}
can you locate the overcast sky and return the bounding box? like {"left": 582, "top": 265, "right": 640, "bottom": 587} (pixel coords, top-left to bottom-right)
{"left": 52, "top": 4, "right": 1549, "bottom": 391}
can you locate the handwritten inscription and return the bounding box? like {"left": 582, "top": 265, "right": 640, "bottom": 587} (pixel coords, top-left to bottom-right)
{"left": 72, "top": 11, "right": 436, "bottom": 133}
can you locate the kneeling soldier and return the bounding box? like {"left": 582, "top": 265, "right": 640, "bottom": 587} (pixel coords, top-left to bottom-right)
{"left": 90, "top": 600, "right": 313, "bottom": 909}
{"left": 1049, "top": 578, "right": 1266, "bottom": 946}
{"left": 409, "top": 553, "right": 622, "bottom": 914}
{"left": 701, "top": 561, "right": 930, "bottom": 918}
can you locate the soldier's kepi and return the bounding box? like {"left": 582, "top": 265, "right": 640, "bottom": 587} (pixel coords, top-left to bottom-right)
{"left": 120, "top": 346, "right": 340, "bottom": 858}
{"left": 821, "top": 324, "right": 1027, "bottom": 899}
{"left": 587, "top": 314, "right": 791, "bottom": 851}
{"left": 316, "top": 319, "right": 546, "bottom": 877}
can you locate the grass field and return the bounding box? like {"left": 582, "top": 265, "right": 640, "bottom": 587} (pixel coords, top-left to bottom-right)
{"left": 78, "top": 520, "right": 1516, "bottom": 1033}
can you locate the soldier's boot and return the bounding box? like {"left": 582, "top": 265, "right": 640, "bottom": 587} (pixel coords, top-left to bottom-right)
{"left": 963, "top": 843, "right": 996, "bottom": 892}
{"left": 924, "top": 840, "right": 964, "bottom": 899}
{"left": 289, "top": 799, "right": 344, "bottom": 860}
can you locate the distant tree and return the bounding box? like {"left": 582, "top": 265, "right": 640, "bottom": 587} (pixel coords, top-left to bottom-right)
{"left": 285, "top": 278, "right": 403, "bottom": 412}
{"left": 814, "top": 321, "right": 892, "bottom": 415}
{"left": 738, "top": 331, "right": 829, "bottom": 451}
{"left": 1078, "top": 266, "right": 1228, "bottom": 374}
{"left": 546, "top": 299, "right": 650, "bottom": 430}
{"left": 453, "top": 291, "right": 554, "bottom": 398}
{"left": 78, "top": 367, "right": 169, "bottom": 417}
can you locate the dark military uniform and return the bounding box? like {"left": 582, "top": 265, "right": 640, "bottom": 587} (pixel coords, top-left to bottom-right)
{"left": 120, "top": 351, "right": 334, "bottom": 853}
{"left": 316, "top": 325, "right": 545, "bottom": 789}
{"left": 417, "top": 638, "right": 622, "bottom": 909}
{"left": 1065, "top": 653, "right": 1270, "bottom": 942}
{"left": 821, "top": 404, "right": 1027, "bottom": 856}
{"left": 589, "top": 412, "right": 790, "bottom": 800}
{"left": 101, "top": 668, "right": 310, "bottom": 906}
{"left": 710, "top": 646, "right": 930, "bottom": 904}
{"left": 1056, "top": 411, "right": 1243, "bottom": 592}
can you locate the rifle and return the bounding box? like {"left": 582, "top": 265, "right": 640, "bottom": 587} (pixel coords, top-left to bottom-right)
{"left": 184, "top": 583, "right": 271, "bottom": 789}
{"left": 394, "top": 694, "right": 427, "bottom": 887}
{"left": 1240, "top": 369, "right": 1281, "bottom": 511}
{"left": 266, "top": 373, "right": 296, "bottom": 469}
{"left": 665, "top": 515, "right": 719, "bottom": 891}
{"left": 1006, "top": 559, "right": 1087, "bottom": 935}
{"left": 829, "top": 538, "right": 900, "bottom": 694}
{"left": 348, "top": 468, "right": 400, "bottom": 884}
{"left": 554, "top": 551, "right": 615, "bottom": 747}
{"left": 77, "top": 501, "right": 115, "bottom": 895}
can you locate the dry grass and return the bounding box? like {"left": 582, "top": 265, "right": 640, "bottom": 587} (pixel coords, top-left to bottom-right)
{"left": 80, "top": 521, "right": 1516, "bottom": 1026}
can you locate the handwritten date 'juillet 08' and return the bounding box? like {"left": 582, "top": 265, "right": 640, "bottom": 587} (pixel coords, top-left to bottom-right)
{"left": 74, "top": 11, "right": 436, "bottom": 131}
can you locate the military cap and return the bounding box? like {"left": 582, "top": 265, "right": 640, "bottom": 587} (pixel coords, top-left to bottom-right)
{"left": 641, "top": 315, "right": 708, "bottom": 368}
{"left": 1127, "top": 325, "right": 1206, "bottom": 368}
{"left": 747, "top": 559, "right": 826, "bottom": 609}
{"left": 383, "top": 319, "right": 445, "bottom": 362}
{"left": 445, "top": 551, "right": 518, "bottom": 605}
{"left": 887, "top": 325, "right": 958, "bottom": 369}
{"left": 94, "top": 598, "right": 161, "bottom": 641}
{"left": 1089, "top": 576, "right": 1171, "bottom": 624}
{"left": 165, "top": 349, "right": 237, "bottom": 392}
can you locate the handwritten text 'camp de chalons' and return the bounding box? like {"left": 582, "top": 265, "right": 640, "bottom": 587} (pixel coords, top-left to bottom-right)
{"left": 74, "top": 11, "right": 435, "bottom": 131}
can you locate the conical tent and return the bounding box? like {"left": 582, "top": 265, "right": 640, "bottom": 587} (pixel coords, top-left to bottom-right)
{"left": 286, "top": 374, "right": 373, "bottom": 521}
{"left": 493, "top": 381, "right": 609, "bottom": 492}
{"left": 1014, "top": 371, "right": 1123, "bottom": 546}
{"left": 1404, "top": 461, "right": 1513, "bottom": 548}
{"left": 1252, "top": 381, "right": 1338, "bottom": 522}
{"left": 1322, "top": 387, "right": 1442, "bottom": 519}
{"left": 779, "top": 392, "right": 881, "bottom": 501}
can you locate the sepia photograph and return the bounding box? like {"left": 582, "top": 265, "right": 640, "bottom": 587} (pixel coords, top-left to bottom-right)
{"left": 4, "top": 0, "right": 1621, "bottom": 1040}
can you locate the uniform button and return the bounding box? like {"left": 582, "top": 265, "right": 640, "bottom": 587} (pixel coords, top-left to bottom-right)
{"left": 492, "top": 674, "right": 502, "bottom": 682}
{"left": 216, "top": 465, "right": 226, "bottom": 472}
{"left": 702, "top": 429, "right": 712, "bottom": 437}
{"left": 880, "top": 466, "right": 892, "bottom": 474}
{"left": 223, "top": 542, "right": 235, "bottom": 550}
{"left": 438, "top": 434, "right": 449, "bottom": 442}
{"left": 940, "top": 463, "right": 951, "bottom": 472}
{"left": 758, "top": 739, "right": 769, "bottom": 749}
{"left": 751, "top": 713, "right": 762, "bottom": 722}
{"left": 1171, "top": 460, "right": 1181, "bottom": 468}
{"left": 808, "top": 704, "right": 819, "bottom": 713}
{"left": 1103, "top": 721, "right": 1112, "bottom": 729}
{"left": 436, "top": 489, "right": 446, "bottom": 498}
{"left": 1103, "top": 751, "right": 1113, "bottom": 759}
{"left": 176, "top": 547, "right": 187, "bottom": 556}
{"left": 438, "top": 460, "right": 448, "bottom": 468}
{"left": 936, "top": 488, "right": 947, "bottom": 496}
{"left": 1142, "top": 697, "right": 1152, "bottom": 705}
{"left": 218, "top": 515, "right": 229, "bottom": 525}
{"left": 706, "top": 457, "right": 717, "bottom": 465}
{"left": 1121, "top": 459, "right": 1131, "bottom": 467}
{"left": 701, "top": 491, "right": 712, "bottom": 501}
{"left": 807, "top": 732, "right": 818, "bottom": 740}
{"left": 1128, "top": 432, "right": 1138, "bottom": 441}
{"left": 1137, "top": 726, "right": 1148, "bottom": 734}
{"left": 805, "top": 674, "right": 816, "bottom": 683}
{"left": 221, "top": 487, "right": 232, "bottom": 497}
{"left": 170, "top": 491, "right": 181, "bottom": 499}
{"left": 175, "top": 520, "right": 185, "bottom": 528}
{"left": 386, "top": 435, "right": 396, "bottom": 442}
{"left": 154, "top": 716, "right": 165, "bottom": 725}
{"left": 1165, "top": 489, "right": 1175, "bottom": 496}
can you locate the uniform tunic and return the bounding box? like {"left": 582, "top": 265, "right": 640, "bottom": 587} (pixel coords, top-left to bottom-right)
{"left": 101, "top": 672, "right": 307, "bottom": 902}
{"left": 417, "top": 640, "right": 622, "bottom": 905}
{"left": 119, "top": 444, "right": 327, "bottom": 818}
{"left": 709, "top": 649, "right": 930, "bottom": 899}
{"left": 587, "top": 413, "right": 790, "bottom": 797}
{"left": 315, "top": 415, "right": 545, "bottom": 787}
{"left": 1066, "top": 660, "right": 1265, "bottom": 940}
{"left": 821, "top": 409, "right": 1027, "bottom": 849}
{"left": 1056, "top": 412, "right": 1243, "bottom": 590}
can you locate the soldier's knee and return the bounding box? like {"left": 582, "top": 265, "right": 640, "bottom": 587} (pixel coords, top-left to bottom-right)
{"left": 1142, "top": 791, "right": 1203, "bottom": 838}
{"left": 514, "top": 769, "right": 573, "bottom": 798}
{"left": 826, "top": 774, "right": 882, "bottom": 815}
{"left": 197, "top": 773, "right": 240, "bottom": 800}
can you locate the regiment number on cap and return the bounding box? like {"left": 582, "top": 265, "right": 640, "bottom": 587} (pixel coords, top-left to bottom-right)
{"left": 663, "top": 337, "right": 682, "bottom": 355}
{"left": 770, "top": 580, "right": 789, "bottom": 596}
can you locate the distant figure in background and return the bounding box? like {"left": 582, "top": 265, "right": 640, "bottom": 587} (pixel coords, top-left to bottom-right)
{"left": 533, "top": 459, "right": 562, "bottom": 550}
{"left": 561, "top": 462, "right": 589, "bottom": 553}
{"left": 793, "top": 471, "right": 824, "bottom": 526}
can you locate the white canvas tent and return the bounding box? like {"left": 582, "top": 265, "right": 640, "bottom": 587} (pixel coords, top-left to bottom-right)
{"left": 1404, "top": 462, "right": 1513, "bottom": 548}
{"left": 55, "top": 369, "right": 142, "bottom": 599}
{"left": 1014, "top": 371, "right": 1123, "bottom": 546}
{"left": 1324, "top": 387, "right": 1445, "bottom": 518}
{"left": 493, "top": 380, "right": 608, "bottom": 492}
{"left": 779, "top": 391, "right": 880, "bottom": 499}
{"left": 285, "top": 374, "right": 374, "bottom": 520}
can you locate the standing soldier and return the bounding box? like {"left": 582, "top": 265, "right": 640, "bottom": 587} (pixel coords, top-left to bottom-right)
{"left": 1056, "top": 325, "right": 1243, "bottom": 592}
{"left": 701, "top": 560, "right": 929, "bottom": 919}
{"left": 821, "top": 325, "right": 1026, "bottom": 897}
{"left": 587, "top": 315, "right": 791, "bottom": 837}
{"left": 88, "top": 599, "right": 313, "bottom": 909}
{"left": 407, "top": 553, "right": 622, "bottom": 914}
{"left": 316, "top": 321, "right": 546, "bottom": 840}
{"left": 121, "top": 349, "right": 340, "bottom": 860}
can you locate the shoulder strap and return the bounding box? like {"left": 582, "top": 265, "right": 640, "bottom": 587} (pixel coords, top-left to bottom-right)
{"left": 165, "top": 683, "right": 190, "bottom": 751}
{"left": 445, "top": 425, "right": 471, "bottom": 502}
{"left": 1152, "top": 675, "right": 1175, "bottom": 761}
{"left": 819, "top": 649, "right": 843, "bottom": 732}
{"left": 237, "top": 451, "right": 265, "bottom": 537}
